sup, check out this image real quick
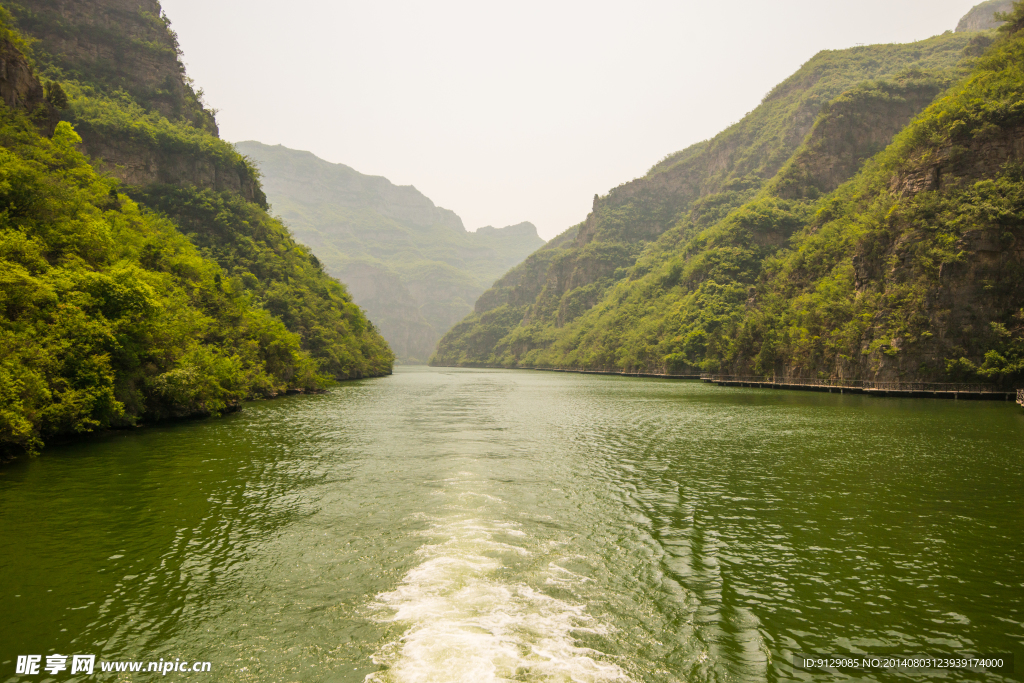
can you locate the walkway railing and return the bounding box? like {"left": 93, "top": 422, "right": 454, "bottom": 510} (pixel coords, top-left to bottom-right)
{"left": 701, "top": 375, "right": 864, "bottom": 388}
{"left": 701, "top": 375, "right": 1012, "bottom": 395}
{"left": 870, "top": 381, "right": 1006, "bottom": 394}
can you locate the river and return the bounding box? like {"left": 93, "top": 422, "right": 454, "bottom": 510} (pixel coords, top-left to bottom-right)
{"left": 1, "top": 367, "right": 1022, "bottom": 682}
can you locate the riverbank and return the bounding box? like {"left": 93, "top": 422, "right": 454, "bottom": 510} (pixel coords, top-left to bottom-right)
{"left": 431, "top": 364, "right": 700, "bottom": 379}
{"left": 432, "top": 365, "right": 1020, "bottom": 402}
{"left": 702, "top": 375, "right": 1019, "bottom": 401}
{"left": 0, "top": 375, "right": 391, "bottom": 465}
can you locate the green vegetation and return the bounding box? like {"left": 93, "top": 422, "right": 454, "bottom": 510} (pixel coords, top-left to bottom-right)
{"left": 0, "top": 7, "right": 392, "bottom": 458}
{"left": 434, "top": 29, "right": 986, "bottom": 369}
{"left": 720, "top": 14, "right": 1024, "bottom": 384}
{"left": 437, "top": 6, "right": 1024, "bottom": 389}
{"left": 131, "top": 184, "right": 391, "bottom": 380}
{"left": 66, "top": 83, "right": 260, "bottom": 187}
{"left": 0, "top": 109, "right": 385, "bottom": 458}
{"left": 237, "top": 142, "right": 545, "bottom": 363}
{"left": 432, "top": 225, "right": 580, "bottom": 366}
{"left": 0, "top": 3, "right": 29, "bottom": 55}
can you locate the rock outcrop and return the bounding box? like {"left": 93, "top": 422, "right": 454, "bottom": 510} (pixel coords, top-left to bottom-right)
{"left": 775, "top": 77, "right": 950, "bottom": 199}
{"left": 6, "top": 0, "right": 215, "bottom": 130}
{"left": 956, "top": 0, "right": 1014, "bottom": 32}
{"left": 0, "top": 31, "right": 57, "bottom": 134}
{"left": 4, "top": 0, "right": 262, "bottom": 202}
{"left": 891, "top": 123, "right": 1024, "bottom": 196}
{"left": 79, "top": 134, "right": 266, "bottom": 204}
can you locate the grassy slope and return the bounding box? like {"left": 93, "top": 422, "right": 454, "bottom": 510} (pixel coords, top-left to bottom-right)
{"left": 433, "top": 30, "right": 987, "bottom": 368}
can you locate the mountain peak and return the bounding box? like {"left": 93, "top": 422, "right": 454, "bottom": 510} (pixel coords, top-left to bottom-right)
{"left": 474, "top": 222, "right": 540, "bottom": 238}
{"left": 956, "top": 0, "right": 1014, "bottom": 32}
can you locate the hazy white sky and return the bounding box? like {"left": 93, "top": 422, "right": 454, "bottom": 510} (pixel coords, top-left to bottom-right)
{"left": 161, "top": 0, "right": 984, "bottom": 239}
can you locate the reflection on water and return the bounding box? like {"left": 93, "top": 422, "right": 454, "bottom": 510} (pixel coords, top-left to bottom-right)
{"left": 1, "top": 367, "right": 1021, "bottom": 682}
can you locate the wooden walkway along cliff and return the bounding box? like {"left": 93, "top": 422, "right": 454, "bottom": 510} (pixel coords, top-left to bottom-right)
{"left": 532, "top": 368, "right": 700, "bottom": 380}
{"left": 701, "top": 375, "right": 1018, "bottom": 400}
{"left": 445, "top": 366, "right": 1021, "bottom": 401}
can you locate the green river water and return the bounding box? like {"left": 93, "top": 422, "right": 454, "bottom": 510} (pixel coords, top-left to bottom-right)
{"left": 1, "top": 367, "right": 1022, "bottom": 682}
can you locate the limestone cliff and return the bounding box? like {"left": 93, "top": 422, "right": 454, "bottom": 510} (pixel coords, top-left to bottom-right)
{"left": 956, "top": 0, "right": 1014, "bottom": 32}
{"left": 7, "top": 0, "right": 214, "bottom": 129}
{"left": 0, "top": 22, "right": 56, "bottom": 133}
{"left": 76, "top": 133, "right": 266, "bottom": 204}
{"left": 774, "top": 76, "right": 950, "bottom": 199}
{"left": 5, "top": 0, "right": 264, "bottom": 203}
{"left": 839, "top": 121, "right": 1024, "bottom": 384}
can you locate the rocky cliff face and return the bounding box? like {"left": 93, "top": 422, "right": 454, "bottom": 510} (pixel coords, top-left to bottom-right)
{"left": 4, "top": 0, "right": 262, "bottom": 202}
{"left": 890, "top": 122, "right": 1024, "bottom": 196}
{"left": 844, "top": 223, "right": 1024, "bottom": 383}
{"left": 838, "top": 121, "right": 1024, "bottom": 384}
{"left": 956, "top": 0, "right": 1014, "bottom": 32}
{"left": 7, "top": 0, "right": 214, "bottom": 130}
{"left": 79, "top": 134, "right": 266, "bottom": 204}
{"left": 0, "top": 30, "right": 56, "bottom": 133}
{"left": 775, "top": 77, "right": 950, "bottom": 200}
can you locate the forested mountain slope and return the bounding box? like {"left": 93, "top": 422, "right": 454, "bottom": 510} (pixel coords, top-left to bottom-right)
{"left": 237, "top": 141, "right": 544, "bottom": 363}
{"left": 715, "top": 6, "right": 1024, "bottom": 384}
{"left": 433, "top": 5, "right": 1014, "bottom": 385}
{"left": 0, "top": 2, "right": 392, "bottom": 458}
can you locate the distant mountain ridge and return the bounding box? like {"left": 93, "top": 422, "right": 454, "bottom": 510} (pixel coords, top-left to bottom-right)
{"left": 236, "top": 142, "right": 544, "bottom": 363}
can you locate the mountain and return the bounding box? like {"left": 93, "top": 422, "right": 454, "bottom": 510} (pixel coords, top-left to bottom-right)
{"left": 235, "top": 141, "right": 545, "bottom": 363}
{"left": 433, "top": 3, "right": 1024, "bottom": 390}
{"left": 0, "top": 1, "right": 392, "bottom": 457}
{"left": 957, "top": 0, "right": 1014, "bottom": 32}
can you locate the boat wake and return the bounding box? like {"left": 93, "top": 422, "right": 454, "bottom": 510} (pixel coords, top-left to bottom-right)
{"left": 365, "top": 481, "right": 632, "bottom": 683}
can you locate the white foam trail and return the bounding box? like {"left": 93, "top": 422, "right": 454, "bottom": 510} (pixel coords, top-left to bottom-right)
{"left": 366, "top": 515, "right": 633, "bottom": 683}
